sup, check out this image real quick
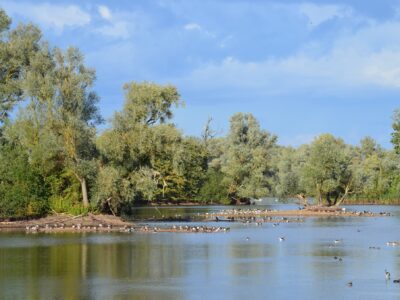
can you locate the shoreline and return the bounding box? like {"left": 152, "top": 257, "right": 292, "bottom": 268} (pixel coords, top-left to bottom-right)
{"left": 0, "top": 206, "right": 391, "bottom": 233}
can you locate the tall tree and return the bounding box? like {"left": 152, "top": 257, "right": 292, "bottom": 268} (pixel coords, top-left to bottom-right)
{"left": 220, "top": 113, "right": 277, "bottom": 203}
{"left": 20, "top": 47, "right": 102, "bottom": 208}
{"left": 300, "top": 134, "right": 353, "bottom": 206}
{"left": 96, "top": 82, "right": 185, "bottom": 211}
{"left": 391, "top": 109, "right": 400, "bottom": 154}
{"left": 0, "top": 9, "right": 42, "bottom": 124}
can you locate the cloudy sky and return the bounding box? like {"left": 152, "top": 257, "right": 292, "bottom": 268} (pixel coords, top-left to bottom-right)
{"left": 1, "top": 0, "right": 400, "bottom": 147}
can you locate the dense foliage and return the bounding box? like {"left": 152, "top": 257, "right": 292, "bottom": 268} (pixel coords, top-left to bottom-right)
{"left": 1, "top": 9, "right": 400, "bottom": 218}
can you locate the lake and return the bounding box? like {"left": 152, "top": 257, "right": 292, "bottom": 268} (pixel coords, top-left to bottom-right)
{"left": 1, "top": 205, "right": 400, "bottom": 299}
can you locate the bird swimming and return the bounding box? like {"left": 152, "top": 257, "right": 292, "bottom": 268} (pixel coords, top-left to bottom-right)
{"left": 279, "top": 237, "right": 285, "bottom": 242}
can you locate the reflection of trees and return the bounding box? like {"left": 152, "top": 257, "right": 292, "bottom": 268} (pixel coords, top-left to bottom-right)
{"left": 308, "top": 243, "right": 347, "bottom": 287}
{"left": 228, "top": 243, "right": 275, "bottom": 283}
{"left": 0, "top": 233, "right": 185, "bottom": 299}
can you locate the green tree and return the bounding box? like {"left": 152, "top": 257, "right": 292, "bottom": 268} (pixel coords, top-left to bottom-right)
{"left": 274, "top": 146, "right": 304, "bottom": 198}
{"left": 300, "top": 134, "right": 353, "bottom": 206}
{"left": 0, "top": 10, "right": 42, "bottom": 123}
{"left": 0, "top": 141, "right": 49, "bottom": 219}
{"left": 392, "top": 110, "right": 400, "bottom": 154}
{"left": 15, "top": 46, "right": 102, "bottom": 209}
{"left": 220, "top": 113, "right": 277, "bottom": 203}
{"left": 95, "top": 82, "right": 185, "bottom": 212}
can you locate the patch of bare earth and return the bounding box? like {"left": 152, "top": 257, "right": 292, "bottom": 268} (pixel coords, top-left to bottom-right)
{"left": 0, "top": 213, "right": 132, "bottom": 232}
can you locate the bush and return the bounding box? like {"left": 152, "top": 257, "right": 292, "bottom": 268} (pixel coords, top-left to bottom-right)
{"left": 0, "top": 143, "right": 50, "bottom": 219}
{"left": 196, "top": 169, "right": 229, "bottom": 204}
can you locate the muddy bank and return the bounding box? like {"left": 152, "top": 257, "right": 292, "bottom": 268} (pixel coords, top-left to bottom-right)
{"left": 0, "top": 213, "right": 130, "bottom": 232}
{"left": 0, "top": 213, "right": 230, "bottom": 233}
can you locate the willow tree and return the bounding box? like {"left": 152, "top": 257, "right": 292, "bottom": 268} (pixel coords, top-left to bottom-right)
{"left": 20, "top": 46, "right": 102, "bottom": 208}
{"left": 300, "top": 134, "right": 353, "bottom": 206}
{"left": 96, "top": 82, "right": 184, "bottom": 212}
{"left": 220, "top": 113, "right": 277, "bottom": 203}
{"left": 0, "top": 9, "right": 42, "bottom": 124}
{"left": 274, "top": 146, "right": 305, "bottom": 198}
{"left": 392, "top": 110, "right": 400, "bottom": 154}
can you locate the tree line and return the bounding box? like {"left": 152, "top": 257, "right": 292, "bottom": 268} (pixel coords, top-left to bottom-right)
{"left": 1, "top": 9, "right": 400, "bottom": 219}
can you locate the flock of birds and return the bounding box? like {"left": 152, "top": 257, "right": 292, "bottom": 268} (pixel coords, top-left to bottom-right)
{"left": 242, "top": 222, "right": 400, "bottom": 287}
{"left": 348, "top": 269, "right": 400, "bottom": 286}
{"left": 24, "top": 207, "right": 399, "bottom": 289}
{"left": 25, "top": 223, "right": 231, "bottom": 234}
{"left": 347, "top": 271, "right": 400, "bottom": 287}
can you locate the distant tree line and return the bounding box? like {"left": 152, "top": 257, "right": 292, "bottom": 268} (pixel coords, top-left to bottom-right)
{"left": 1, "top": 9, "right": 400, "bottom": 219}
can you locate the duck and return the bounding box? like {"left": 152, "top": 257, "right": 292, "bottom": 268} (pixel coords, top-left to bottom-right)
{"left": 347, "top": 281, "right": 353, "bottom": 287}
{"left": 394, "top": 279, "right": 400, "bottom": 283}
{"left": 279, "top": 237, "right": 285, "bottom": 242}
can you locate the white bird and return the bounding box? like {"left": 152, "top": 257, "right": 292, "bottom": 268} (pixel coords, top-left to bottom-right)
{"left": 385, "top": 269, "right": 391, "bottom": 281}
{"left": 279, "top": 237, "right": 285, "bottom": 242}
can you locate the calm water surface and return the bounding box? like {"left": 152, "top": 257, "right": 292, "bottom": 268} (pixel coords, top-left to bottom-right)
{"left": 1, "top": 205, "right": 400, "bottom": 300}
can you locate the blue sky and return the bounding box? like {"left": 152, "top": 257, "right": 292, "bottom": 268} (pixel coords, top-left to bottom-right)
{"left": 1, "top": 0, "right": 400, "bottom": 148}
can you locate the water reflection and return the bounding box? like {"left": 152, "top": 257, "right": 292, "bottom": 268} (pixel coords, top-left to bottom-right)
{"left": 0, "top": 205, "right": 400, "bottom": 299}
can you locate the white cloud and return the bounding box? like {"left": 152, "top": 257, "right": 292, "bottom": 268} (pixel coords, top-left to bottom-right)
{"left": 183, "top": 22, "right": 216, "bottom": 38}
{"left": 184, "top": 23, "right": 202, "bottom": 31}
{"left": 0, "top": 1, "right": 90, "bottom": 31}
{"left": 219, "top": 35, "right": 233, "bottom": 48}
{"left": 96, "top": 21, "right": 130, "bottom": 39}
{"left": 299, "top": 3, "right": 353, "bottom": 28}
{"left": 98, "top": 5, "right": 112, "bottom": 21}
{"left": 178, "top": 19, "right": 400, "bottom": 93}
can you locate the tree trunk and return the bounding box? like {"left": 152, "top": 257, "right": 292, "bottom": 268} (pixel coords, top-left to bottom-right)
{"left": 335, "top": 185, "right": 350, "bottom": 207}
{"left": 81, "top": 177, "right": 89, "bottom": 208}
{"left": 333, "top": 194, "right": 339, "bottom": 206}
